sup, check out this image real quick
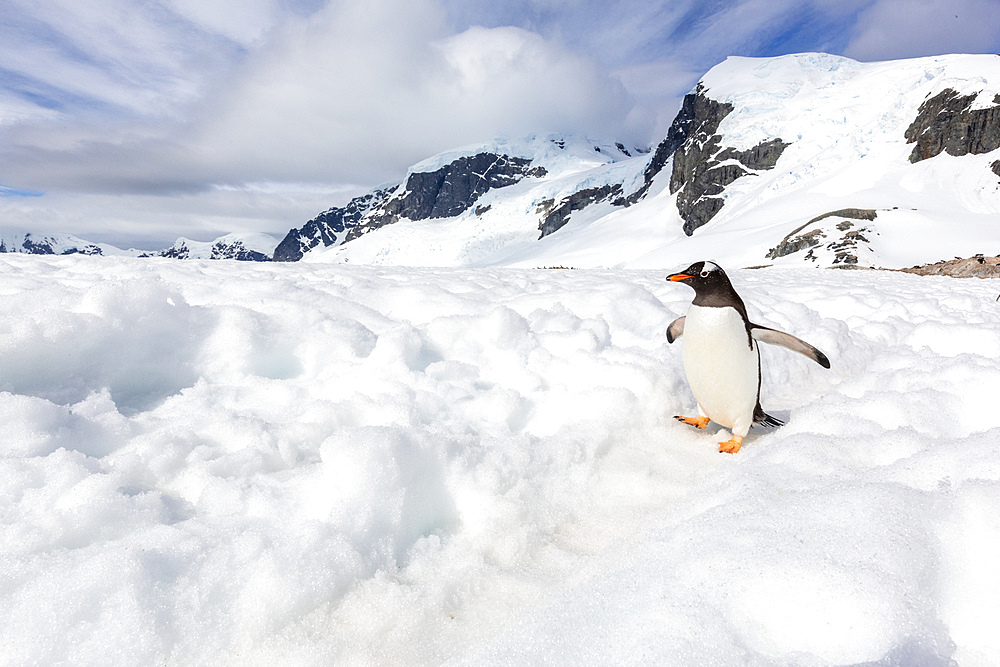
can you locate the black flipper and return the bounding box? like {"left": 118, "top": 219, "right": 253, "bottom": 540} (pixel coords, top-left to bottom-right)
{"left": 750, "top": 324, "right": 831, "bottom": 368}
{"left": 666, "top": 316, "right": 685, "bottom": 343}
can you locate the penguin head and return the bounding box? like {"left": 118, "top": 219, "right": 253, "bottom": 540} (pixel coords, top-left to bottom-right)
{"left": 667, "top": 261, "right": 729, "bottom": 291}
{"left": 667, "top": 261, "right": 746, "bottom": 310}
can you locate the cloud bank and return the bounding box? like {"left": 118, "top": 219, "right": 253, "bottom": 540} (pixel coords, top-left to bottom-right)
{"left": 191, "top": 0, "right": 634, "bottom": 186}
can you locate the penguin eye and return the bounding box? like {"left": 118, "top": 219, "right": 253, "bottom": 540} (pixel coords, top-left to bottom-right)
{"left": 700, "top": 270, "right": 710, "bottom": 277}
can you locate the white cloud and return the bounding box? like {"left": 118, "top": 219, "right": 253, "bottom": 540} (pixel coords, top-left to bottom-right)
{"left": 164, "top": 0, "right": 282, "bottom": 46}
{"left": 844, "top": 0, "right": 1000, "bottom": 61}
{"left": 188, "top": 0, "right": 636, "bottom": 185}
{"left": 4, "top": 0, "right": 637, "bottom": 190}
{"left": 0, "top": 0, "right": 235, "bottom": 118}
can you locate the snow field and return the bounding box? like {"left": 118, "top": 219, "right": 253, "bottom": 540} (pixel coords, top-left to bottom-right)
{"left": 1, "top": 255, "right": 999, "bottom": 664}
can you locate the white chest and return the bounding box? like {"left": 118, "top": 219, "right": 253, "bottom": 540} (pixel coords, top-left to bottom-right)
{"left": 680, "top": 304, "right": 760, "bottom": 433}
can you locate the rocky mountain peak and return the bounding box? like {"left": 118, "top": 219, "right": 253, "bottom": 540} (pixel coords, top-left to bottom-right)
{"left": 665, "top": 84, "right": 790, "bottom": 235}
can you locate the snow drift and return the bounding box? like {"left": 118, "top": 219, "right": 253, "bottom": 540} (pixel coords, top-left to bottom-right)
{"left": 2, "top": 254, "right": 999, "bottom": 664}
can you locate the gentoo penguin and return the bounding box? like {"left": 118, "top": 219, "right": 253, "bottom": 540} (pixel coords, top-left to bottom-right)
{"left": 666, "top": 261, "right": 830, "bottom": 454}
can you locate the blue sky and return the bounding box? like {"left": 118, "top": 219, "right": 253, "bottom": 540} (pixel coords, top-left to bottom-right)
{"left": 2, "top": 0, "right": 1000, "bottom": 247}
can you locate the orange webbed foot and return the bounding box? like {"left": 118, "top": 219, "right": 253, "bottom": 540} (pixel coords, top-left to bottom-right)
{"left": 675, "top": 415, "right": 710, "bottom": 429}
{"left": 718, "top": 436, "right": 743, "bottom": 454}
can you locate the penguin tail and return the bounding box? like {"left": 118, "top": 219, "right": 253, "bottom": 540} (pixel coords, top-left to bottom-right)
{"left": 753, "top": 406, "right": 784, "bottom": 428}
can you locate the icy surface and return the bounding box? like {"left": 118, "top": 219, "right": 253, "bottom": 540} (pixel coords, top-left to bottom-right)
{"left": 2, "top": 255, "right": 999, "bottom": 665}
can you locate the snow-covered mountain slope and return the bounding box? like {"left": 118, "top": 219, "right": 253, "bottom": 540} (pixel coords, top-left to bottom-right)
{"left": 291, "top": 53, "right": 1000, "bottom": 270}
{"left": 152, "top": 233, "right": 278, "bottom": 261}
{"left": 0, "top": 232, "right": 140, "bottom": 257}
{"left": 0, "top": 231, "right": 278, "bottom": 261}
{"left": 273, "top": 134, "right": 646, "bottom": 263}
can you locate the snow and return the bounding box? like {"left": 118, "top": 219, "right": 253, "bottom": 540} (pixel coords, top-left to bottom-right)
{"left": 3, "top": 253, "right": 1000, "bottom": 665}
{"left": 406, "top": 133, "right": 639, "bottom": 178}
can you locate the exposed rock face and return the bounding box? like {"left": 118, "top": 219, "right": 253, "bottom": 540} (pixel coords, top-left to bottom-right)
{"left": 900, "top": 254, "right": 1000, "bottom": 278}
{"left": 274, "top": 152, "right": 547, "bottom": 260}
{"left": 211, "top": 240, "right": 271, "bottom": 262}
{"left": 169, "top": 240, "right": 272, "bottom": 261}
{"left": 618, "top": 88, "right": 703, "bottom": 206}
{"left": 766, "top": 208, "right": 878, "bottom": 265}
{"left": 345, "top": 153, "right": 546, "bottom": 242}
{"left": 666, "top": 85, "right": 790, "bottom": 235}
{"left": 905, "top": 88, "right": 1000, "bottom": 162}
{"left": 537, "top": 184, "right": 623, "bottom": 239}
{"left": 272, "top": 187, "right": 393, "bottom": 262}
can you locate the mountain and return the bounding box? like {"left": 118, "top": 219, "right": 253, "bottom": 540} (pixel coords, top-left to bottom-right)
{"left": 0, "top": 232, "right": 137, "bottom": 257}
{"left": 272, "top": 136, "right": 646, "bottom": 262}
{"left": 280, "top": 52, "right": 1000, "bottom": 270}
{"left": 149, "top": 233, "right": 278, "bottom": 261}
{"left": 0, "top": 231, "right": 278, "bottom": 261}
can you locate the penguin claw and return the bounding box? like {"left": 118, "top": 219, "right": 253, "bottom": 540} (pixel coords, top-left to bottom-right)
{"left": 718, "top": 436, "right": 743, "bottom": 454}
{"left": 675, "top": 415, "right": 710, "bottom": 429}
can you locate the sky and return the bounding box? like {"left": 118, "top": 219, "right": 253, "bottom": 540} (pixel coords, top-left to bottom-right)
{"left": 2, "top": 0, "right": 1000, "bottom": 249}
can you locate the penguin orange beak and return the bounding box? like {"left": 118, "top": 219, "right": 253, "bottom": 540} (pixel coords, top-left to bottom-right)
{"left": 667, "top": 273, "right": 692, "bottom": 282}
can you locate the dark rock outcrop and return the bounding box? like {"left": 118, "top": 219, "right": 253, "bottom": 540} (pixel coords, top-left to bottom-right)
{"left": 273, "top": 187, "right": 393, "bottom": 262}
{"left": 345, "top": 153, "right": 546, "bottom": 242}
{"left": 900, "top": 254, "right": 1000, "bottom": 278}
{"left": 537, "top": 184, "right": 623, "bottom": 239}
{"left": 219, "top": 247, "right": 269, "bottom": 262}
{"left": 905, "top": 88, "right": 1000, "bottom": 162}
{"left": 209, "top": 239, "right": 272, "bottom": 262}
{"left": 766, "top": 208, "right": 878, "bottom": 265}
{"left": 618, "top": 88, "right": 703, "bottom": 206}
{"left": 147, "top": 237, "right": 274, "bottom": 261}
{"left": 664, "top": 85, "right": 790, "bottom": 235}
{"left": 157, "top": 245, "right": 190, "bottom": 259}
